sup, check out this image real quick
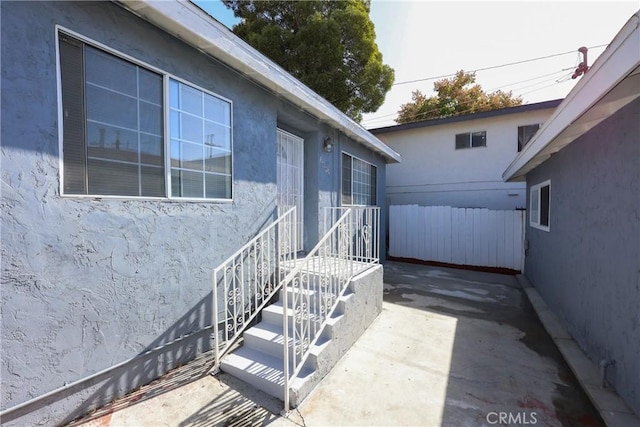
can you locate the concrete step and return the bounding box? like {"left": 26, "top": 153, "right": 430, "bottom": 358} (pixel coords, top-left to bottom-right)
{"left": 243, "top": 321, "right": 291, "bottom": 359}
{"left": 220, "top": 345, "right": 314, "bottom": 401}
{"left": 261, "top": 301, "right": 324, "bottom": 332}
{"left": 218, "top": 264, "right": 382, "bottom": 408}
{"left": 243, "top": 321, "right": 325, "bottom": 370}
{"left": 220, "top": 346, "right": 286, "bottom": 400}
{"left": 279, "top": 286, "right": 320, "bottom": 309}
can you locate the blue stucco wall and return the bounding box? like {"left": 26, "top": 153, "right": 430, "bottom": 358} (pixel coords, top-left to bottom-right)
{"left": 338, "top": 135, "right": 388, "bottom": 260}
{"left": 294, "top": 126, "right": 387, "bottom": 251}
{"left": 524, "top": 98, "right": 640, "bottom": 415}
{"left": 0, "top": 1, "right": 387, "bottom": 424}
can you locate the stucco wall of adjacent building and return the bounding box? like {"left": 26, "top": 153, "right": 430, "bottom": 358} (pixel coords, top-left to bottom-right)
{"left": 0, "top": 1, "right": 387, "bottom": 425}
{"left": 375, "top": 109, "right": 556, "bottom": 210}
{"left": 524, "top": 98, "right": 640, "bottom": 416}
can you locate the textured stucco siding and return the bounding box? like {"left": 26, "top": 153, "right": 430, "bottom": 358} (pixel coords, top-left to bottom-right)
{"left": 339, "top": 135, "right": 388, "bottom": 261}
{"left": 0, "top": 1, "right": 387, "bottom": 425}
{"left": 278, "top": 104, "right": 387, "bottom": 259}
{"left": 0, "top": 1, "right": 277, "bottom": 424}
{"left": 524, "top": 98, "right": 640, "bottom": 416}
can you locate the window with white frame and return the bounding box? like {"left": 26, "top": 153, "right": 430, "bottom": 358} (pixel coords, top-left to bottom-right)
{"left": 58, "top": 32, "right": 232, "bottom": 200}
{"left": 169, "top": 80, "right": 232, "bottom": 198}
{"left": 455, "top": 131, "right": 486, "bottom": 149}
{"left": 530, "top": 180, "right": 550, "bottom": 231}
{"left": 342, "top": 153, "right": 377, "bottom": 206}
{"left": 518, "top": 124, "right": 540, "bottom": 152}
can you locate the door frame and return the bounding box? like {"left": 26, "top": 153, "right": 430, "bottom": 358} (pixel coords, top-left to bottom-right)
{"left": 277, "top": 128, "right": 304, "bottom": 252}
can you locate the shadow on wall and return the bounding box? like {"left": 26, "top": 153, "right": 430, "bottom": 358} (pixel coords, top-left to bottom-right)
{"left": 2, "top": 206, "right": 283, "bottom": 426}
{"left": 2, "top": 293, "right": 215, "bottom": 426}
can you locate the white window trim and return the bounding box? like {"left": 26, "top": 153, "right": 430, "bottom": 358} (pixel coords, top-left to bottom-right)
{"left": 341, "top": 151, "right": 377, "bottom": 207}
{"left": 530, "top": 179, "right": 551, "bottom": 231}
{"left": 455, "top": 130, "right": 487, "bottom": 150}
{"left": 517, "top": 123, "right": 541, "bottom": 152}
{"left": 55, "top": 25, "right": 234, "bottom": 202}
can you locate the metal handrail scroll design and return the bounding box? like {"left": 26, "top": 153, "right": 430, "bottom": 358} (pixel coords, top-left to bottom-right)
{"left": 212, "top": 207, "right": 297, "bottom": 370}
{"left": 282, "top": 206, "right": 380, "bottom": 412}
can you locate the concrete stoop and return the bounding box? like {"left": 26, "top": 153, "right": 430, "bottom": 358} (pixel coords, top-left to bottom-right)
{"left": 220, "top": 265, "right": 383, "bottom": 407}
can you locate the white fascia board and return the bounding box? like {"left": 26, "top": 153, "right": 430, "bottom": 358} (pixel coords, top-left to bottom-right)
{"left": 118, "top": 0, "right": 401, "bottom": 163}
{"left": 503, "top": 11, "right": 640, "bottom": 182}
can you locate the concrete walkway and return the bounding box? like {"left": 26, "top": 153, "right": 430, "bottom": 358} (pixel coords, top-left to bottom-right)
{"left": 75, "top": 261, "right": 604, "bottom": 426}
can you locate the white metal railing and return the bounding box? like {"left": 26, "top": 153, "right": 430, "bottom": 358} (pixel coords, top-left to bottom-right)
{"left": 324, "top": 206, "right": 380, "bottom": 263}
{"left": 213, "top": 206, "right": 296, "bottom": 369}
{"left": 282, "top": 206, "right": 380, "bottom": 412}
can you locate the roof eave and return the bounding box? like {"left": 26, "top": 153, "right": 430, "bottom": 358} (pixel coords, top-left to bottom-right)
{"left": 503, "top": 12, "right": 640, "bottom": 182}
{"left": 118, "top": 0, "right": 401, "bottom": 163}
{"left": 369, "top": 99, "right": 563, "bottom": 135}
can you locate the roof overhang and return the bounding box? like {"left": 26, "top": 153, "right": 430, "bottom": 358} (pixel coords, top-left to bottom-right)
{"left": 117, "top": 0, "right": 401, "bottom": 163}
{"left": 503, "top": 11, "right": 640, "bottom": 182}
{"left": 370, "top": 99, "right": 563, "bottom": 135}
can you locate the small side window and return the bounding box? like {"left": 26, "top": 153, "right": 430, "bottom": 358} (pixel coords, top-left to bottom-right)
{"left": 530, "top": 180, "right": 550, "bottom": 231}
{"left": 455, "top": 131, "right": 486, "bottom": 149}
{"left": 518, "top": 124, "right": 540, "bottom": 152}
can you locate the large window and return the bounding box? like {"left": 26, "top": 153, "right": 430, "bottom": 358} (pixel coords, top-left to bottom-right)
{"left": 455, "top": 131, "right": 486, "bottom": 149}
{"left": 342, "top": 153, "right": 377, "bottom": 206}
{"left": 58, "top": 32, "right": 232, "bottom": 200}
{"left": 530, "top": 180, "right": 550, "bottom": 231}
{"left": 518, "top": 124, "right": 540, "bottom": 152}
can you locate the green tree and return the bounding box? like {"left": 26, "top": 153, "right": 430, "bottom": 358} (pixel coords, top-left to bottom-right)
{"left": 396, "top": 71, "right": 523, "bottom": 124}
{"left": 223, "top": 0, "right": 394, "bottom": 121}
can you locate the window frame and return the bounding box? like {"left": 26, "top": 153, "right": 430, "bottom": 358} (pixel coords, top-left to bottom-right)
{"left": 341, "top": 152, "right": 378, "bottom": 207}
{"left": 455, "top": 131, "right": 487, "bottom": 150}
{"left": 530, "top": 180, "right": 551, "bottom": 231}
{"left": 56, "top": 26, "right": 234, "bottom": 202}
{"left": 168, "top": 77, "right": 233, "bottom": 200}
{"left": 517, "top": 123, "right": 541, "bottom": 152}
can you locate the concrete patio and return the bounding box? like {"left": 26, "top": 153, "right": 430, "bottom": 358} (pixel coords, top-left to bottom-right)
{"left": 74, "top": 261, "right": 606, "bottom": 426}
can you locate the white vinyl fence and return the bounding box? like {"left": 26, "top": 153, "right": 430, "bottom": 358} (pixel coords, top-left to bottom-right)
{"left": 389, "top": 205, "right": 525, "bottom": 271}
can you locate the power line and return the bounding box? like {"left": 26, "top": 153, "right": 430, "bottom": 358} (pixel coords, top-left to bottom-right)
{"left": 392, "top": 44, "right": 608, "bottom": 86}
{"left": 519, "top": 81, "right": 566, "bottom": 97}
{"left": 501, "top": 70, "right": 572, "bottom": 93}
{"left": 362, "top": 44, "right": 608, "bottom": 125}
{"left": 364, "top": 73, "right": 575, "bottom": 127}
{"left": 485, "top": 68, "right": 573, "bottom": 93}
{"left": 362, "top": 68, "right": 573, "bottom": 125}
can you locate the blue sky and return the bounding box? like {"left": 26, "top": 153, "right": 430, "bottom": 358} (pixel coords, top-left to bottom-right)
{"left": 194, "top": 1, "right": 238, "bottom": 28}
{"left": 194, "top": 1, "right": 638, "bottom": 127}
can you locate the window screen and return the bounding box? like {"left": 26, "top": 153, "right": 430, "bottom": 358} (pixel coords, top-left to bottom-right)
{"left": 59, "top": 33, "right": 233, "bottom": 200}
{"left": 342, "top": 153, "right": 377, "bottom": 206}
{"left": 59, "top": 34, "right": 164, "bottom": 197}
{"left": 169, "top": 79, "right": 232, "bottom": 199}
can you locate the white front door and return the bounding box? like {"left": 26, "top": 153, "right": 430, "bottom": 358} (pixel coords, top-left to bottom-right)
{"left": 277, "top": 129, "right": 304, "bottom": 252}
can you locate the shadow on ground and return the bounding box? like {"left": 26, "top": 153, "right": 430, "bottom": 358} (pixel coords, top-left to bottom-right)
{"left": 383, "top": 261, "right": 604, "bottom": 427}
{"left": 176, "top": 374, "right": 283, "bottom": 427}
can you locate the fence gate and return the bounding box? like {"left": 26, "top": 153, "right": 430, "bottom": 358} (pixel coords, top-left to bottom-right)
{"left": 389, "top": 205, "right": 525, "bottom": 271}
